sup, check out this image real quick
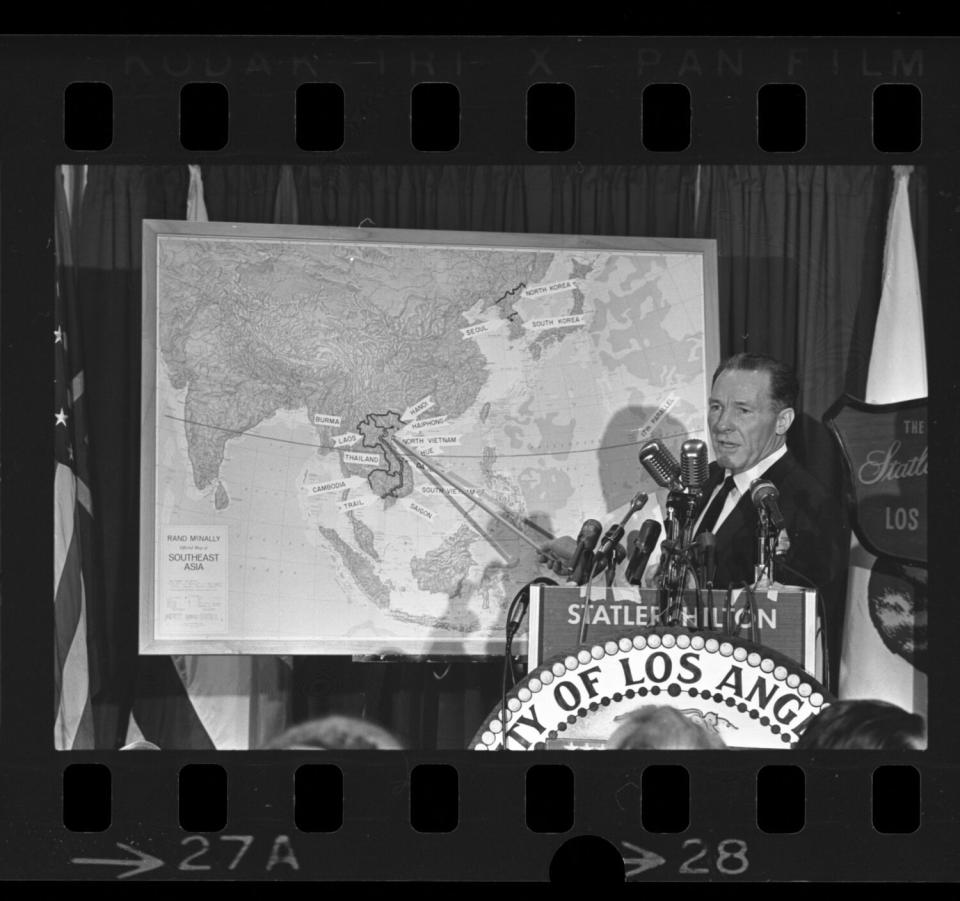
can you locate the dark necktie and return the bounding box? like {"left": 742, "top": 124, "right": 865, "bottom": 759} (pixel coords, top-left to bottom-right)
{"left": 695, "top": 476, "right": 737, "bottom": 536}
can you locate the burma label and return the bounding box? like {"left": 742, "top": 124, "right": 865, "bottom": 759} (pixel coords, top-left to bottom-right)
{"left": 312, "top": 413, "right": 342, "bottom": 427}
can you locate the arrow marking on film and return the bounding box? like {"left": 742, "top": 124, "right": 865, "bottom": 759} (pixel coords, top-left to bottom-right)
{"left": 71, "top": 842, "right": 165, "bottom": 879}
{"left": 621, "top": 841, "right": 667, "bottom": 877}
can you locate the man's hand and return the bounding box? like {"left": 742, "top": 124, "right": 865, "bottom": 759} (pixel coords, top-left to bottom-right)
{"left": 537, "top": 535, "right": 578, "bottom": 578}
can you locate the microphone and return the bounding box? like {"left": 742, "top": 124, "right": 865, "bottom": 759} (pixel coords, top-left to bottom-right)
{"left": 569, "top": 519, "right": 602, "bottom": 585}
{"left": 750, "top": 478, "right": 785, "bottom": 531}
{"left": 592, "top": 491, "right": 649, "bottom": 576}
{"left": 695, "top": 531, "right": 717, "bottom": 586}
{"left": 638, "top": 440, "right": 682, "bottom": 490}
{"left": 679, "top": 439, "right": 709, "bottom": 492}
{"left": 625, "top": 519, "right": 662, "bottom": 585}
{"left": 595, "top": 542, "right": 627, "bottom": 585}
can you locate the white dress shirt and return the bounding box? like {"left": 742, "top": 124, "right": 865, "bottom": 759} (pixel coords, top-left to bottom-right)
{"left": 692, "top": 444, "right": 788, "bottom": 534}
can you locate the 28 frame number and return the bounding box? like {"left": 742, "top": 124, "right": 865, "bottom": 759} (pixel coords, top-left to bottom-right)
{"left": 679, "top": 838, "right": 749, "bottom": 875}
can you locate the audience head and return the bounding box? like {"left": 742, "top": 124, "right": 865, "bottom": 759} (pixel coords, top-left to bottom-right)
{"left": 794, "top": 699, "right": 926, "bottom": 750}
{"left": 263, "top": 715, "right": 405, "bottom": 750}
{"left": 606, "top": 705, "right": 727, "bottom": 750}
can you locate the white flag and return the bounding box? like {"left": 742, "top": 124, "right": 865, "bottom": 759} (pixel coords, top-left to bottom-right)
{"left": 839, "top": 166, "right": 927, "bottom": 715}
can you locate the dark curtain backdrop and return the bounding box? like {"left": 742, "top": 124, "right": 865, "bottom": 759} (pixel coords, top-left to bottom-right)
{"left": 71, "top": 163, "right": 926, "bottom": 749}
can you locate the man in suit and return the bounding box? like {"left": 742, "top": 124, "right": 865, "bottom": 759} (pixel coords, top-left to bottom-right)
{"left": 696, "top": 353, "right": 844, "bottom": 588}
{"left": 694, "top": 353, "right": 847, "bottom": 684}
{"left": 539, "top": 353, "right": 847, "bottom": 686}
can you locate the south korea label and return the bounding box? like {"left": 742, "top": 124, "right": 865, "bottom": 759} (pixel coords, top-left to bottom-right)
{"left": 523, "top": 313, "right": 586, "bottom": 331}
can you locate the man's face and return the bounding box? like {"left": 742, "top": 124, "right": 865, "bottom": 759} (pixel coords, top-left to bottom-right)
{"left": 708, "top": 368, "right": 793, "bottom": 474}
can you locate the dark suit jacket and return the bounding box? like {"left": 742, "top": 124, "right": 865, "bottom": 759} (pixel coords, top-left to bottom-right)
{"left": 698, "top": 451, "right": 849, "bottom": 682}
{"left": 700, "top": 451, "right": 844, "bottom": 591}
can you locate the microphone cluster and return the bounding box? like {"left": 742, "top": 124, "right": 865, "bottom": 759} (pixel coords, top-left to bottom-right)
{"left": 638, "top": 437, "right": 711, "bottom": 594}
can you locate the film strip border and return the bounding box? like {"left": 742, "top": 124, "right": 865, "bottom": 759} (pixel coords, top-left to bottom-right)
{"left": 0, "top": 36, "right": 952, "bottom": 161}
{"left": 0, "top": 34, "right": 957, "bottom": 881}
{"left": 0, "top": 754, "right": 945, "bottom": 881}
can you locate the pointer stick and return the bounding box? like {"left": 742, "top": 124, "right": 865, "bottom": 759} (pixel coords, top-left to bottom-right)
{"left": 387, "top": 436, "right": 549, "bottom": 554}
{"left": 393, "top": 435, "right": 554, "bottom": 540}
{"left": 409, "top": 452, "right": 516, "bottom": 563}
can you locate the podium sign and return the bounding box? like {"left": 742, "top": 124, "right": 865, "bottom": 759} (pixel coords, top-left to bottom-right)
{"left": 471, "top": 627, "right": 831, "bottom": 750}
{"left": 528, "top": 586, "right": 819, "bottom": 677}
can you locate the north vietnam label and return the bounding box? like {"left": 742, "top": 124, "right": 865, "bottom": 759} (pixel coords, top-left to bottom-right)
{"left": 471, "top": 627, "right": 831, "bottom": 751}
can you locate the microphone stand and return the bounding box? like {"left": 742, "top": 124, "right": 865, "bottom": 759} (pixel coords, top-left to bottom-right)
{"left": 500, "top": 577, "right": 557, "bottom": 750}
{"left": 754, "top": 508, "right": 778, "bottom": 589}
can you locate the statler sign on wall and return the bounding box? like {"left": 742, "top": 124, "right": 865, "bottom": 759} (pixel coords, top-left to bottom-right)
{"left": 825, "top": 395, "right": 927, "bottom": 565}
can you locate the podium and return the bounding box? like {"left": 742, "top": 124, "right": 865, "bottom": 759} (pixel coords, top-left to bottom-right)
{"left": 470, "top": 586, "right": 829, "bottom": 750}
{"left": 528, "top": 585, "right": 820, "bottom": 680}
{"left": 472, "top": 621, "right": 831, "bottom": 750}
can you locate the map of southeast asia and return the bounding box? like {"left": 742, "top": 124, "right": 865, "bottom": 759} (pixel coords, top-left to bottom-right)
{"left": 141, "top": 223, "right": 718, "bottom": 656}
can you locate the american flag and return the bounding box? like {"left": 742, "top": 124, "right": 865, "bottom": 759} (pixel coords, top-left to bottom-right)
{"left": 54, "top": 166, "right": 97, "bottom": 749}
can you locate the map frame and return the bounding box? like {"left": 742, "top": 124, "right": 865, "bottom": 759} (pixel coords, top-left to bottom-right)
{"left": 139, "top": 220, "right": 720, "bottom": 656}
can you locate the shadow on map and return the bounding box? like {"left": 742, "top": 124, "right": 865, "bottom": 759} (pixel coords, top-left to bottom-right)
{"left": 415, "top": 403, "right": 691, "bottom": 661}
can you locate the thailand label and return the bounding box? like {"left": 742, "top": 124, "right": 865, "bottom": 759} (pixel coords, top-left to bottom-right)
{"left": 342, "top": 451, "right": 382, "bottom": 466}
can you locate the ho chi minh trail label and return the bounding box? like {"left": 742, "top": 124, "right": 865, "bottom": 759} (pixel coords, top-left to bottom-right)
{"left": 471, "top": 627, "right": 831, "bottom": 750}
